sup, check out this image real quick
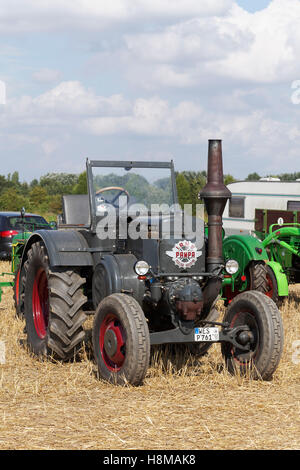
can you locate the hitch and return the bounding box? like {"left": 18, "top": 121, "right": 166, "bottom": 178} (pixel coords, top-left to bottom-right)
{"left": 149, "top": 322, "right": 253, "bottom": 351}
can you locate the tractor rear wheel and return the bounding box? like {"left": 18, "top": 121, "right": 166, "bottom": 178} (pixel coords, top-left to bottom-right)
{"left": 24, "top": 241, "right": 87, "bottom": 360}
{"left": 221, "top": 291, "right": 284, "bottom": 380}
{"left": 265, "top": 265, "right": 284, "bottom": 306}
{"left": 248, "top": 261, "right": 268, "bottom": 293}
{"left": 92, "top": 293, "right": 150, "bottom": 386}
{"left": 14, "top": 264, "right": 27, "bottom": 318}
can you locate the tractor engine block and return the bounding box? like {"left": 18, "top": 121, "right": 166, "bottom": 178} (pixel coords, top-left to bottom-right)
{"left": 168, "top": 278, "right": 203, "bottom": 321}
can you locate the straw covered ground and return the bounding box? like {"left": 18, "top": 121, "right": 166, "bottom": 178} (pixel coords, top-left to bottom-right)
{"left": 0, "top": 261, "right": 299, "bottom": 450}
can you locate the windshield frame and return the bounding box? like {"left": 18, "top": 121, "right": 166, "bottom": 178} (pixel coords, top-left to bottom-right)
{"left": 86, "top": 159, "right": 178, "bottom": 232}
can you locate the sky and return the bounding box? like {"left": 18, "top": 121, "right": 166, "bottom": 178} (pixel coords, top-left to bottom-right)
{"left": 1, "top": 0, "right": 300, "bottom": 182}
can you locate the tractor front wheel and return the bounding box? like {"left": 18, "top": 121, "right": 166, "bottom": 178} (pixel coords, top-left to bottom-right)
{"left": 221, "top": 291, "right": 284, "bottom": 380}
{"left": 24, "top": 241, "right": 87, "bottom": 360}
{"left": 92, "top": 294, "right": 150, "bottom": 386}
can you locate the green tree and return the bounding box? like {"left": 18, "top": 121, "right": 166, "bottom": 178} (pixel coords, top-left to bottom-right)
{"left": 0, "top": 188, "right": 28, "bottom": 211}
{"left": 72, "top": 171, "right": 88, "bottom": 194}
{"left": 29, "top": 186, "right": 48, "bottom": 209}
{"left": 246, "top": 172, "right": 260, "bottom": 181}
{"left": 224, "top": 174, "right": 236, "bottom": 185}
{"left": 11, "top": 171, "right": 19, "bottom": 186}
{"left": 39, "top": 173, "right": 78, "bottom": 195}
{"left": 176, "top": 173, "right": 192, "bottom": 208}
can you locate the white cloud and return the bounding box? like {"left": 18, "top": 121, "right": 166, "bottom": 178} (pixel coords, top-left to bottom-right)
{"left": 41, "top": 139, "right": 62, "bottom": 155}
{"left": 116, "top": 0, "right": 300, "bottom": 89}
{"left": 212, "top": 0, "right": 300, "bottom": 83}
{"left": 1, "top": 1, "right": 300, "bottom": 179}
{"left": 123, "top": 16, "right": 250, "bottom": 64}
{"left": 0, "top": 0, "right": 232, "bottom": 33}
{"left": 32, "top": 68, "right": 62, "bottom": 83}
{"left": 1, "top": 81, "right": 299, "bottom": 149}
{"left": 2, "top": 81, "right": 131, "bottom": 124}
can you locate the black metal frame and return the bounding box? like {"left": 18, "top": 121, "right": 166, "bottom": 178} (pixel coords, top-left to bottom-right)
{"left": 150, "top": 323, "right": 251, "bottom": 351}
{"left": 86, "top": 158, "right": 178, "bottom": 233}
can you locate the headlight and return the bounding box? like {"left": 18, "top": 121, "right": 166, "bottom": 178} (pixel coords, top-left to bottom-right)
{"left": 134, "top": 260, "right": 150, "bottom": 276}
{"left": 225, "top": 259, "right": 239, "bottom": 275}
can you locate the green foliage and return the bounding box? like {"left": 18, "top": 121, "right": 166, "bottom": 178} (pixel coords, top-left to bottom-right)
{"left": 73, "top": 171, "right": 87, "bottom": 194}
{"left": 224, "top": 174, "right": 237, "bottom": 185}
{"left": 39, "top": 173, "right": 79, "bottom": 196}
{"left": 246, "top": 172, "right": 261, "bottom": 181}
{"left": 0, "top": 188, "right": 29, "bottom": 211}
{"left": 94, "top": 172, "right": 172, "bottom": 207}
{"left": 176, "top": 173, "right": 192, "bottom": 208}
{"left": 278, "top": 172, "right": 300, "bottom": 181}
{"left": 2, "top": 163, "right": 297, "bottom": 222}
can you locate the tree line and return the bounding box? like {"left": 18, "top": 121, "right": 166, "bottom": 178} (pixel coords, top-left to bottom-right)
{"left": 0, "top": 171, "right": 87, "bottom": 221}
{"left": 0, "top": 170, "right": 299, "bottom": 222}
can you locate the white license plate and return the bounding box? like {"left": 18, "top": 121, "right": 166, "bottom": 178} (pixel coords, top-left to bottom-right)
{"left": 194, "top": 327, "right": 219, "bottom": 342}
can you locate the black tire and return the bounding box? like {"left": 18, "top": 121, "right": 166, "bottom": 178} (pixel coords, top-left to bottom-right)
{"left": 13, "top": 268, "right": 22, "bottom": 317}
{"left": 92, "top": 293, "right": 150, "bottom": 386}
{"left": 221, "top": 291, "right": 284, "bottom": 380}
{"left": 24, "top": 241, "right": 87, "bottom": 360}
{"left": 265, "top": 265, "right": 285, "bottom": 306}
{"left": 13, "top": 263, "right": 27, "bottom": 318}
{"left": 249, "top": 261, "right": 268, "bottom": 293}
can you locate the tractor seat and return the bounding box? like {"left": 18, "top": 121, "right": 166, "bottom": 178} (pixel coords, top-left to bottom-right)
{"left": 61, "top": 194, "right": 90, "bottom": 226}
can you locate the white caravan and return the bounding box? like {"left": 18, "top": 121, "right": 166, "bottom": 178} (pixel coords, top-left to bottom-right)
{"left": 222, "top": 181, "right": 300, "bottom": 236}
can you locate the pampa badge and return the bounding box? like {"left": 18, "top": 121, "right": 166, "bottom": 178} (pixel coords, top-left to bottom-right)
{"left": 166, "top": 240, "right": 202, "bottom": 269}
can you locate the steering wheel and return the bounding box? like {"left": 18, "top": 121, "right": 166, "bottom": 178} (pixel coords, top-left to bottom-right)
{"left": 95, "top": 186, "right": 129, "bottom": 207}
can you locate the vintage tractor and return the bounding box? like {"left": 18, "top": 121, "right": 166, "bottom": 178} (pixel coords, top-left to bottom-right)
{"left": 0, "top": 211, "right": 56, "bottom": 314}
{"left": 222, "top": 234, "right": 288, "bottom": 306}
{"left": 17, "top": 140, "right": 284, "bottom": 385}
{"left": 254, "top": 208, "right": 300, "bottom": 303}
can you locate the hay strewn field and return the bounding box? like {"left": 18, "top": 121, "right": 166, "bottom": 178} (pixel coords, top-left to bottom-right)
{"left": 0, "top": 261, "right": 299, "bottom": 450}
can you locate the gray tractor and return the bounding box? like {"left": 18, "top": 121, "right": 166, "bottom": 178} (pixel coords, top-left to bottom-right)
{"left": 18, "top": 140, "right": 284, "bottom": 385}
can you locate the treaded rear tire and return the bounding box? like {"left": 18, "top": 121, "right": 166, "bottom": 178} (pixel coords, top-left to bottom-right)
{"left": 24, "top": 241, "right": 87, "bottom": 360}
{"left": 249, "top": 261, "right": 268, "bottom": 293}
{"left": 92, "top": 293, "right": 150, "bottom": 386}
{"left": 265, "top": 265, "right": 285, "bottom": 306}
{"left": 14, "top": 264, "right": 27, "bottom": 318}
{"left": 221, "top": 291, "right": 284, "bottom": 380}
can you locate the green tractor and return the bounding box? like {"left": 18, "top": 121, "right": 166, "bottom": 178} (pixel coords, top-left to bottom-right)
{"left": 222, "top": 233, "right": 288, "bottom": 306}
{"left": 0, "top": 211, "right": 56, "bottom": 312}
{"left": 255, "top": 208, "right": 300, "bottom": 303}
{"left": 221, "top": 207, "right": 300, "bottom": 306}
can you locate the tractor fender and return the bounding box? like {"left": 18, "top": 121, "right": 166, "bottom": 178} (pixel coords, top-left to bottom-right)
{"left": 92, "top": 254, "right": 145, "bottom": 308}
{"left": 223, "top": 235, "right": 268, "bottom": 275}
{"left": 266, "top": 261, "right": 289, "bottom": 297}
{"left": 20, "top": 229, "right": 93, "bottom": 269}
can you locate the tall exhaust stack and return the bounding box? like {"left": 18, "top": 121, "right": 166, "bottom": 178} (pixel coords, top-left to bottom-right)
{"left": 200, "top": 140, "right": 231, "bottom": 273}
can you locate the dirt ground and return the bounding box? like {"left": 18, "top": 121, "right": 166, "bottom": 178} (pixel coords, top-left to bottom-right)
{"left": 0, "top": 261, "right": 299, "bottom": 450}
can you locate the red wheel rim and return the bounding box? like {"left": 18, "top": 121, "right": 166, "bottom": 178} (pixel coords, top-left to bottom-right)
{"left": 32, "top": 268, "right": 49, "bottom": 339}
{"left": 266, "top": 273, "right": 274, "bottom": 299}
{"left": 99, "top": 314, "right": 126, "bottom": 372}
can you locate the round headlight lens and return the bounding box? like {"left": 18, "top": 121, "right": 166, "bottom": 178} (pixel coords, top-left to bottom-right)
{"left": 134, "top": 261, "right": 150, "bottom": 276}
{"left": 225, "top": 259, "right": 239, "bottom": 275}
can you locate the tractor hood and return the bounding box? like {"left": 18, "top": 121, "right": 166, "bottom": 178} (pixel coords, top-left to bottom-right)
{"left": 127, "top": 212, "right": 206, "bottom": 276}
